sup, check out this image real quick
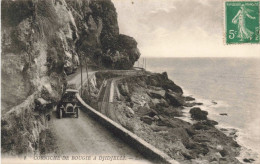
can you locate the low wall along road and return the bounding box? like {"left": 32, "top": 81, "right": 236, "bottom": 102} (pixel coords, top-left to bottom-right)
{"left": 76, "top": 93, "right": 179, "bottom": 164}
{"left": 66, "top": 69, "right": 179, "bottom": 163}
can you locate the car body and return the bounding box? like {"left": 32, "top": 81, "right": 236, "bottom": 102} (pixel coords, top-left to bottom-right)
{"left": 57, "top": 89, "right": 80, "bottom": 119}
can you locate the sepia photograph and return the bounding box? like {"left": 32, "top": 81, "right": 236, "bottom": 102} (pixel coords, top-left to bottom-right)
{"left": 1, "top": 0, "right": 260, "bottom": 163}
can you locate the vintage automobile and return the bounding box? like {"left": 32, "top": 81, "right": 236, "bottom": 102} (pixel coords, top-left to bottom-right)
{"left": 57, "top": 89, "right": 80, "bottom": 119}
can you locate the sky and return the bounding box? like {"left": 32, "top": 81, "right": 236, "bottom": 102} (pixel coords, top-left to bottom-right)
{"left": 112, "top": 0, "right": 260, "bottom": 57}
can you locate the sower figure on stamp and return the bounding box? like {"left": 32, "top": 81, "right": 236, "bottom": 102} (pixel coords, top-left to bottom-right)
{"left": 232, "top": 4, "right": 256, "bottom": 41}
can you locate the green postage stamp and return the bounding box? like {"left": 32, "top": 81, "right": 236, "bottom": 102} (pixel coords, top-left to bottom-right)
{"left": 225, "top": 0, "right": 260, "bottom": 44}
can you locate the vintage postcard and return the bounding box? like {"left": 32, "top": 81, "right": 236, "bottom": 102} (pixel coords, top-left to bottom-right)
{"left": 1, "top": 0, "right": 260, "bottom": 164}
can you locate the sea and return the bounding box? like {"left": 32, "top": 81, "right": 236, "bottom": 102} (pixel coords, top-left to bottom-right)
{"left": 137, "top": 57, "right": 260, "bottom": 163}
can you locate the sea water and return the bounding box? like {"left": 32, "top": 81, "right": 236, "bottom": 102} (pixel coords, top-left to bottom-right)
{"left": 138, "top": 57, "right": 260, "bottom": 163}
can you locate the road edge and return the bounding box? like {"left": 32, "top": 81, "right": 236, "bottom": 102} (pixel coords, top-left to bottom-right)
{"left": 76, "top": 93, "right": 179, "bottom": 164}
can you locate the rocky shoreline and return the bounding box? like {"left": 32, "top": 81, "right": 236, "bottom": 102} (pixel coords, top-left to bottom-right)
{"left": 83, "top": 70, "right": 242, "bottom": 164}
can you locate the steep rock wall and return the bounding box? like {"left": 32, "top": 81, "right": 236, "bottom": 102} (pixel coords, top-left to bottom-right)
{"left": 66, "top": 0, "right": 141, "bottom": 69}
{"left": 1, "top": 0, "right": 140, "bottom": 156}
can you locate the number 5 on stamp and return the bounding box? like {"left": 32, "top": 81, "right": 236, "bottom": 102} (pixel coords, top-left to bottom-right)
{"left": 225, "top": 1, "right": 260, "bottom": 44}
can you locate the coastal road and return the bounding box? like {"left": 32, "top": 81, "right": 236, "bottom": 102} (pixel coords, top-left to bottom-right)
{"left": 97, "top": 70, "right": 145, "bottom": 117}
{"left": 49, "top": 110, "right": 149, "bottom": 161}
{"left": 98, "top": 77, "right": 124, "bottom": 121}
{"left": 49, "top": 68, "right": 150, "bottom": 162}
{"left": 66, "top": 67, "right": 96, "bottom": 90}
{"left": 98, "top": 70, "right": 142, "bottom": 106}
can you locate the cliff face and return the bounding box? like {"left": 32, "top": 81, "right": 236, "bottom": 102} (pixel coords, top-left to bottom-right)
{"left": 1, "top": 0, "right": 140, "bottom": 155}
{"left": 67, "top": 0, "right": 140, "bottom": 69}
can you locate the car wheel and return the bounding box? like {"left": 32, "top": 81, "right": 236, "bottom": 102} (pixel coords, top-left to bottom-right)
{"left": 59, "top": 109, "right": 62, "bottom": 119}
{"left": 75, "top": 108, "right": 79, "bottom": 118}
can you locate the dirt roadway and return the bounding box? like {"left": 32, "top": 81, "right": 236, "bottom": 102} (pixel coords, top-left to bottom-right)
{"left": 48, "top": 68, "right": 151, "bottom": 163}
{"left": 98, "top": 77, "right": 123, "bottom": 122}
{"left": 67, "top": 68, "right": 96, "bottom": 90}
{"left": 49, "top": 111, "right": 149, "bottom": 161}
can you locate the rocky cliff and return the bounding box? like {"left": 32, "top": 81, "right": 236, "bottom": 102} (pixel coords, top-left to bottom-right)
{"left": 1, "top": 0, "right": 140, "bottom": 156}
